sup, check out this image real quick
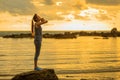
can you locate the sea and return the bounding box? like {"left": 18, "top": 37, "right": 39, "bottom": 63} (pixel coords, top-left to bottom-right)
{"left": 0, "top": 31, "right": 120, "bottom": 80}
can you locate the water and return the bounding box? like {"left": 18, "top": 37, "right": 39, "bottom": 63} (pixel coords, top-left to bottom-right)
{"left": 0, "top": 31, "right": 120, "bottom": 80}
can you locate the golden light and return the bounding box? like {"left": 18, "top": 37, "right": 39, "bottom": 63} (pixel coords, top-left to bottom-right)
{"left": 56, "top": 12, "right": 63, "bottom": 15}
{"left": 56, "top": 2, "right": 62, "bottom": 6}
{"left": 0, "top": 5, "right": 113, "bottom": 31}
{"left": 0, "top": 12, "right": 31, "bottom": 31}
{"left": 78, "top": 7, "right": 106, "bottom": 19}
{"left": 43, "top": 20, "right": 110, "bottom": 31}
{"left": 60, "top": 14, "right": 75, "bottom": 21}
{"left": 32, "top": 0, "right": 45, "bottom": 7}
{"left": 0, "top": 10, "right": 110, "bottom": 31}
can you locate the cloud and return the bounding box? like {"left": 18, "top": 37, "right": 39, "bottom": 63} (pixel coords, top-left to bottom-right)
{"left": 0, "top": 0, "right": 36, "bottom": 15}
{"left": 74, "top": 0, "right": 87, "bottom": 9}
{"left": 0, "top": 0, "right": 119, "bottom": 22}
{"left": 0, "top": 0, "right": 88, "bottom": 19}
{"left": 0, "top": 12, "right": 32, "bottom": 31}
{"left": 86, "top": 0, "right": 120, "bottom": 5}
{"left": 32, "top": 0, "right": 89, "bottom": 20}
{"left": 43, "top": 0, "right": 54, "bottom": 5}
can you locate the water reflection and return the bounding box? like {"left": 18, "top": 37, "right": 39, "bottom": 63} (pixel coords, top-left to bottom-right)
{"left": 0, "top": 37, "right": 120, "bottom": 79}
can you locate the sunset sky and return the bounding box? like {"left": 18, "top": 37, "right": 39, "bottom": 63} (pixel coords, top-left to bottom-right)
{"left": 0, "top": 0, "right": 120, "bottom": 31}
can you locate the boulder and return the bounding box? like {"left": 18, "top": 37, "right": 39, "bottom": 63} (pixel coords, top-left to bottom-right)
{"left": 11, "top": 69, "right": 58, "bottom": 80}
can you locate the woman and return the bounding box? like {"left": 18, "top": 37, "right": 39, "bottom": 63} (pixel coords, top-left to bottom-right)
{"left": 31, "top": 14, "right": 48, "bottom": 70}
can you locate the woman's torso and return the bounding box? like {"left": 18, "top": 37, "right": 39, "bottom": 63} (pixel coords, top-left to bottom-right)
{"left": 34, "top": 25, "right": 42, "bottom": 41}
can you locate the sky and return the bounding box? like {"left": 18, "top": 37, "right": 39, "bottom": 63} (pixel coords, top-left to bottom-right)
{"left": 0, "top": 0, "right": 120, "bottom": 31}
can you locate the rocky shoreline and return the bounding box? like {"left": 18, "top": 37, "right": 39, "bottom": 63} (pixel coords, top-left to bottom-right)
{"left": 2, "top": 32, "right": 77, "bottom": 39}
{"left": 2, "top": 31, "right": 119, "bottom": 39}
{"left": 2, "top": 28, "right": 120, "bottom": 39}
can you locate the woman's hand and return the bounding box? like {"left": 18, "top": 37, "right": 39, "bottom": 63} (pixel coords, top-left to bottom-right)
{"left": 41, "top": 18, "right": 48, "bottom": 23}
{"left": 35, "top": 15, "right": 48, "bottom": 26}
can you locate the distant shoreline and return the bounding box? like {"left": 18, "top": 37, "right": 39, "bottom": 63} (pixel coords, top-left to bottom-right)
{"left": 1, "top": 30, "right": 120, "bottom": 39}
{"left": 0, "top": 29, "right": 112, "bottom": 31}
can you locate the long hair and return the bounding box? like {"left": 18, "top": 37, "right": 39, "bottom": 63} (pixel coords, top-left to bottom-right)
{"left": 31, "top": 20, "right": 34, "bottom": 36}
{"left": 31, "top": 14, "right": 37, "bottom": 36}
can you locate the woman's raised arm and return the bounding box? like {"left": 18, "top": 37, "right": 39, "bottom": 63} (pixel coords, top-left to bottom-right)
{"left": 36, "top": 18, "right": 48, "bottom": 26}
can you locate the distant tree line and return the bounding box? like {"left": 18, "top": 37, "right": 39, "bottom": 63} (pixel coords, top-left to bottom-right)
{"left": 2, "top": 28, "right": 120, "bottom": 39}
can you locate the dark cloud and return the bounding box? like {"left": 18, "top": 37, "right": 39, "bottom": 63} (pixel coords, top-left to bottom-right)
{"left": 86, "top": 0, "right": 120, "bottom": 5}
{"left": 0, "top": 0, "right": 36, "bottom": 15}
{"left": 43, "top": 0, "right": 54, "bottom": 5}
{"left": 74, "top": 3, "right": 87, "bottom": 10}
{"left": 74, "top": 0, "right": 88, "bottom": 9}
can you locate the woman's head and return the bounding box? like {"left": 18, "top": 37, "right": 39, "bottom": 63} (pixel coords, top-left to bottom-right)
{"left": 33, "top": 14, "right": 41, "bottom": 22}
{"left": 31, "top": 14, "right": 41, "bottom": 36}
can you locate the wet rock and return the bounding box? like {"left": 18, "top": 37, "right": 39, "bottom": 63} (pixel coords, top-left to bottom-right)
{"left": 11, "top": 69, "right": 58, "bottom": 80}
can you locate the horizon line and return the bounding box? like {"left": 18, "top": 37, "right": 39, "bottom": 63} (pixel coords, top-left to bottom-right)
{"left": 0, "top": 30, "right": 114, "bottom": 32}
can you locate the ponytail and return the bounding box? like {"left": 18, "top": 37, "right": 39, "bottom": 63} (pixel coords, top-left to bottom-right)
{"left": 31, "top": 20, "right": 34, "bottom": 36}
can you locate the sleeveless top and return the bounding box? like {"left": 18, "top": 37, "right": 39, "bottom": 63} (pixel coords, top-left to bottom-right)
{"left": 34, "top": 25, "right": 42, "bottom": 41}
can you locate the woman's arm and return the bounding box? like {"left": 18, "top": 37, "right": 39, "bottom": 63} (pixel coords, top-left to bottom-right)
{"left": 36, "top": 18, "right": 48, "bottom": 26}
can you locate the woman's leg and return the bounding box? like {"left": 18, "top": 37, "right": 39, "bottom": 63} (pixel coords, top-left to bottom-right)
{"left": 34, "top": 40, "right": 41, "bottom": 69}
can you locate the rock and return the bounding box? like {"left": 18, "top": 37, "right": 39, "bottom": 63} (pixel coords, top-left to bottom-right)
{"left": 111, "top": 27, "right": 118, "bottom": 37}
{"left": 11, "top": 69, "right": 58, "bottom": 80}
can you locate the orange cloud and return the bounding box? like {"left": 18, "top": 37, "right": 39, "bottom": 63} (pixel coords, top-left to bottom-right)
{"left": 86, "top": 0, "right": 120, "bottom": 5}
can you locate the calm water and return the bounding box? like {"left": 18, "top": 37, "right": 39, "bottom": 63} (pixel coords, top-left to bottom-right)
{"left": 0, "top": 32, "right": 120, "bottom": 80}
